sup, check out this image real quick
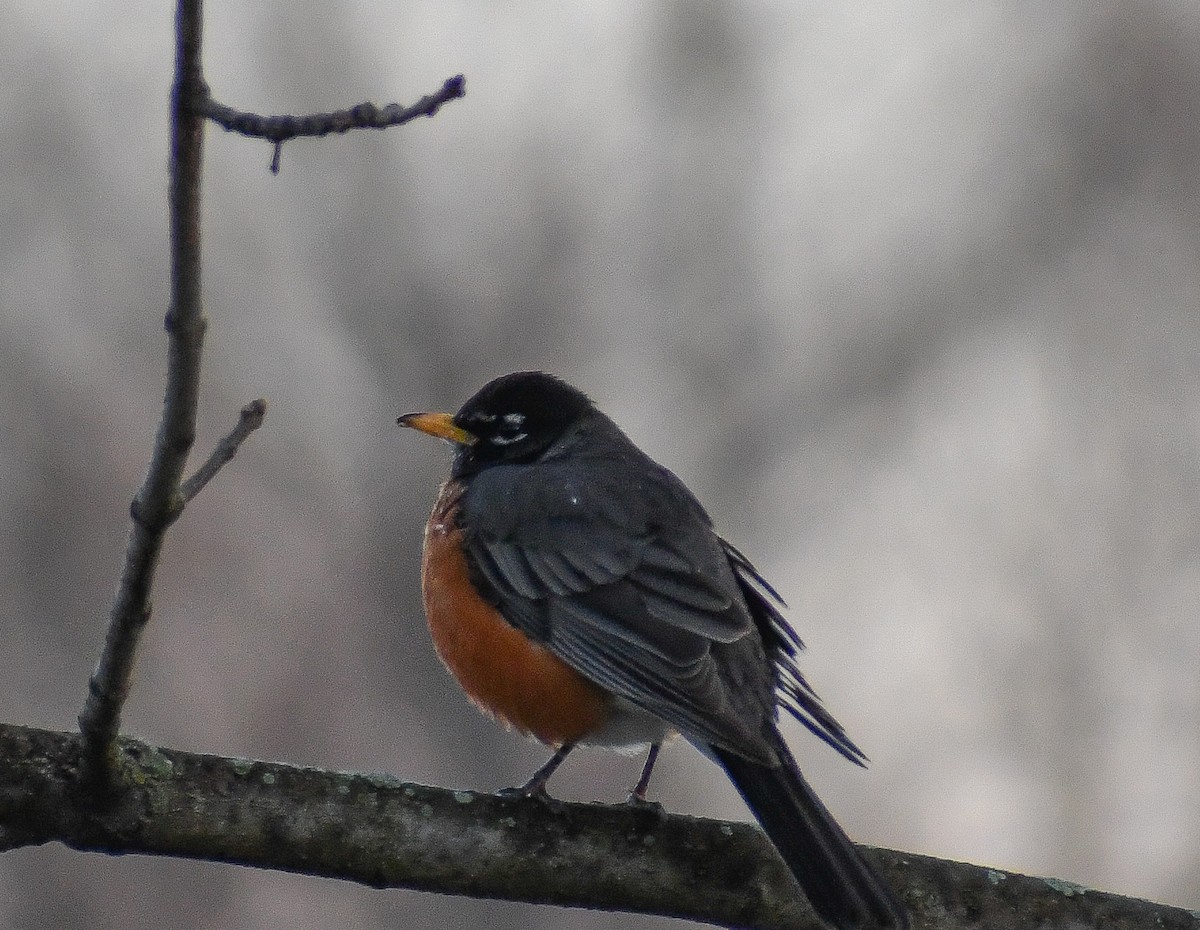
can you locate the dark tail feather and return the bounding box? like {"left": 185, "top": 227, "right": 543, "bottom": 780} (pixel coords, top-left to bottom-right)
{"left": 714, "top": 741, "right": 909, "bottom": 930}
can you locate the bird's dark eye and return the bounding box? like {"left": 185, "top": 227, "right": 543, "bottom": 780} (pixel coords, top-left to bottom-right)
{"left": 489, "top": 412, "right": 528, "bottom": 446}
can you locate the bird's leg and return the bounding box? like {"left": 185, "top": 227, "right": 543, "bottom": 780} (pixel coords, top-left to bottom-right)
{"left": 626, "top": 742, "right": 662, "bottom": 804}
{"left": 503, "top": 742, "right": 575, "bottom": 799}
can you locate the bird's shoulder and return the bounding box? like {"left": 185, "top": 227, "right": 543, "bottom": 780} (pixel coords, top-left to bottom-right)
{"left": 460, "top": 414, "right": 703, "bottom": 544}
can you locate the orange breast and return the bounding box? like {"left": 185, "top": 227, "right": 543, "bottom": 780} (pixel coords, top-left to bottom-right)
{"left": 420, "top": 481, "right": 609, "bottom": 747}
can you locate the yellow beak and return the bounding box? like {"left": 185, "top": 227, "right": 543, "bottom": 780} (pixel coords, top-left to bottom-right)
{"left": 396, "top": 411, "right": 475, "bottom": 445}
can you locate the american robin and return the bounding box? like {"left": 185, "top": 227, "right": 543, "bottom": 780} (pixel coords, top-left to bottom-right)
{"left": 398, "top": 371, "right": 907, "bottom": 930}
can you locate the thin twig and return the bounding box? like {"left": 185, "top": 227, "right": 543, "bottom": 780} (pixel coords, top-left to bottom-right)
{"left": 77, "top": 0, "right": 209, "bottom": 788}
{"left": 201, "top": 74, "right": 466, "bottom": 173}
{"left": 181, "top": 399, "right": 267, "bottom": 504}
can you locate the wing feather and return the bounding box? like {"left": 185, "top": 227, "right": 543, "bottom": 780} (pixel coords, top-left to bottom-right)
{"left": 456, "top": 449, "right": 804, "bottom": 761}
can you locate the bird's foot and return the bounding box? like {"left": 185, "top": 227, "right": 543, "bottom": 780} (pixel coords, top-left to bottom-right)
{"left": 498, "top": 782, "right": 553, "bottom": 802}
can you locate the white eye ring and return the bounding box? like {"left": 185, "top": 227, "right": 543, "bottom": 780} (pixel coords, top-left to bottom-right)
{"left": 487, "top": 410, "right": 528, "bottom": 445}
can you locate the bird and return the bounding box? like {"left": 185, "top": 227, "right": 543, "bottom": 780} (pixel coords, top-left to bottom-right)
{"left": 398, "top": 371, "right": 908, "bottom": 930}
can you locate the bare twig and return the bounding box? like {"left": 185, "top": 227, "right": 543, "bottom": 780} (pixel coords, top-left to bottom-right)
{"left": 181, "top": 399, "right": 267, "bottom": 504}
{"left": 77, "top": 0, "right": 209, "bottom": 787}
{"left": 200, "top": 74, "right": 466, "bottom": 173}
{"left": 2, "top": 724, "right": 1195, "bottom": 930}
{"left": 77, "top": 9, "right": 462, "bottom": 786}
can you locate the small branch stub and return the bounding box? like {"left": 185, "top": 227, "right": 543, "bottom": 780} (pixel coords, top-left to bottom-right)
{"left": 181, "top": 399, "right": 268, "bottom": 504}
{"left": 201, "top": 74, "right": 466, "bottom": 173}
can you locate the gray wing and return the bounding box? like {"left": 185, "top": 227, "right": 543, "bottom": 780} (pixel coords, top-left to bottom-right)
{"left": 458, "top": 455, "right": 775, "bottom": 759}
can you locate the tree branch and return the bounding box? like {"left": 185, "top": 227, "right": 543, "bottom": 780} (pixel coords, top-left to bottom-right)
{"left": 200, "top": 74, "right": 466, "bottom": 173}
{"left": 1, "top": 724, "right": 1194, "bottom": 930}
{"left": 181, "top": 399, "right": 267, "bottom": 504}
{"left": 76, "top": 0, "right": 210, "bottom": 789}
{"left": 76, "top": 6, "right": 462, "bottom": 785}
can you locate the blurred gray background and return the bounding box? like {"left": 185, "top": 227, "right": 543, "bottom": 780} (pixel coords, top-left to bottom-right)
{"left": 3, "top": 1, "right": 1199, "bottom": 928}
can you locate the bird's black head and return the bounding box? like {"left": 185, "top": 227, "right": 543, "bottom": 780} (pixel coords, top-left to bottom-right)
{"left": 450, "top": 372, "right": 595, "bottom": 476}
{"left": 398, "top": 372, "right": 598, "bottom": 479}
